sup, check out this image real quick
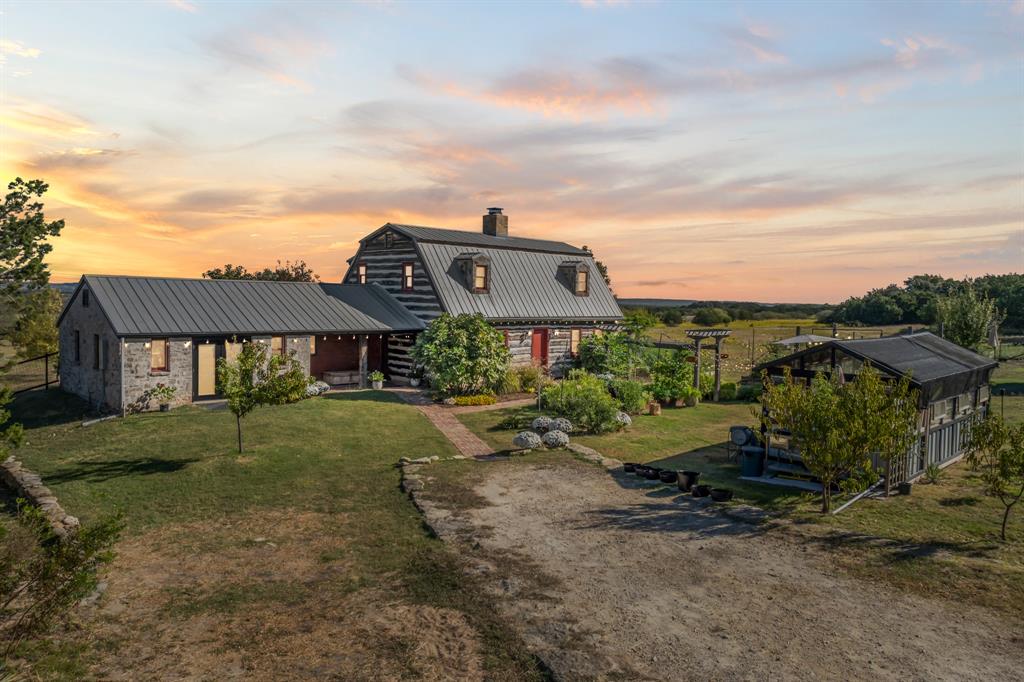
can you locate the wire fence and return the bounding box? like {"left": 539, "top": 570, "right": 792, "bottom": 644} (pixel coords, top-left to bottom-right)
{"left": 4, "top": 352, "right": 59, "bottom": 394}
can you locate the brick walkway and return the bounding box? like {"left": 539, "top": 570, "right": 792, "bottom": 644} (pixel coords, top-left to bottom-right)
{"left": 390, "top": 389, "right": 535, "bottom": 459}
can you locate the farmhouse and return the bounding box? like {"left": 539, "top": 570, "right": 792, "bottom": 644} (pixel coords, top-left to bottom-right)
{"left": 57, "top": 209, "right": 622, "bottom": 411}
{"left": 757, "top": 332, "right": 997, "bottom": 483}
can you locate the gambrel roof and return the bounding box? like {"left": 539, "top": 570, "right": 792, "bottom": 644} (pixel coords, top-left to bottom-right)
{"left": 58, "top": 275, "right": 424, "bottom": 337}
{"left": 384, "top": 223, "right": 587, "bottom": 256}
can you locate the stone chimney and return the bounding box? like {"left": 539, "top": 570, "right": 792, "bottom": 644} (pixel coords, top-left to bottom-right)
{"left": 482, "top": 207, "right": 508, "bottom": 237}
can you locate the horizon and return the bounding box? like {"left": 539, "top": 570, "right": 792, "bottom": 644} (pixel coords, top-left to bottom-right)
{"left": 2, "top": 1, "right": 1022, "bottom": 303}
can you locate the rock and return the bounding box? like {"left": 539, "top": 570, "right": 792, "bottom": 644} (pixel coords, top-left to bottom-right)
{"left": 409, "top": 456, "right": 433, "bottom": 464}
{"left": 615, "top": 411, "right": 632, "bottom": 428}
{"left": 403, "top": 477, "right": 425, "bottom": 492}
{"left": 429, "top": 455, "right": 440, "bottom": 462}
{"left": 399, "top": 456, "right": 411, "bottom": 464}
{"left": 542, "top": 430, "right": 570, "bottom": 449}
{"left": 512, "top": 431, "right": 543, "bottom": 450}
{"left": 451, "top": 454, "right": 467, "bottom": 460}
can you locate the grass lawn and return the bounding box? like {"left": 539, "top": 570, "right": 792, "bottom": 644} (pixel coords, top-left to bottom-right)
{"left": 457, "top": 396, "right": 1024, "bottom": 616}
{"left": 6, "top": 390, "right": 548, "bottom": 680}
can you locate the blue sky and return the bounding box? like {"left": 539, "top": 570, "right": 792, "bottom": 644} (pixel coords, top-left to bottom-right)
{"left": 1, "top": 0, "right": 1021, "bottom": 302}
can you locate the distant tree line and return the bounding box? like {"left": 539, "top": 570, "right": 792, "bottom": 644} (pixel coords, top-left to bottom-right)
{"left": 825, "top": 274, "right": 1022, "bottom": 332}
{"left": 202, "top": 260, "right": 320, "bottom": 282}
{"left": 619, "top": 301, "right": 828, "bottom": 327}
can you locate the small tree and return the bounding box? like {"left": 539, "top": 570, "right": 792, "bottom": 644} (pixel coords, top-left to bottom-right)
{"left": 216, "top": 341, "right": 309, "bottom": 452}
{"left": 623, "top": 309, "right": 657, "bottom": 340}
{"left": 935, "top": 286, "right": 1002, "bottom": 350}
{"left": 965, "top": 414, "right": 1024, "bottom": 542}
{"left": 411, "top": 314, "right": 509, "bottom": 396}
{"left": 10, "top": 287, "right": 62, "bottom": 358}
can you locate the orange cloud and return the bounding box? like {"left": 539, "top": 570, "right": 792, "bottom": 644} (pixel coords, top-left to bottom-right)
{"left": 0, "top": 99, "right": 97, "bottom": 139}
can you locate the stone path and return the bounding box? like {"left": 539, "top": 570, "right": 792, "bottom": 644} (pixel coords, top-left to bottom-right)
{"left": 390, "top": 388, "right": 534, "bottom": 459}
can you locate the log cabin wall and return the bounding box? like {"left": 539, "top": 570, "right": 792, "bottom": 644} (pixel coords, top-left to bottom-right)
{"left": 344, "top": 230, "right": 443, "bottom": 322}
{"left": 497, "top": 325, "right": 598, "bottom": 378}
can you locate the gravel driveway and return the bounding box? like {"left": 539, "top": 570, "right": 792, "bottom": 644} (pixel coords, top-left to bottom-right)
{"left": 422, "top": 461, "right": 1023, "bottom": 681}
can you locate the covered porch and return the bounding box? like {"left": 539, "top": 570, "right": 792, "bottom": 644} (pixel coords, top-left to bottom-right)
{"left": 310, "top": 333, "right": 387, "bottom": 387}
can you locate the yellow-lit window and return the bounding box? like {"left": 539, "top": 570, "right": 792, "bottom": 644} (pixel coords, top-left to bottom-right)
{"left": 357, "top": 262, "right": 367, "bottom": 284}
{"left": 309, "top": 336, "right": 317, "bottom": 355}
{"left": 474, "top": 264, "right": 488, "bottom": 291}
{"left": 575, "top": 270, "right": 588, "bottom": 295}
{"left": 271, "top": 336, "right": 284, "bottom": 356}
{"left": 150, "top": 339, "right": 168, "bottom": 372}
{"left": 570, "top": 329, "right": 581, "bottom": 356}
{"left": 402, "top": 263, "right": 414, "bottom": 291}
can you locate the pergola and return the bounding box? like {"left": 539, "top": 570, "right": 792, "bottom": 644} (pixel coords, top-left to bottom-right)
{"left": 686, "top": 329, "right": 732, "bottom": 401}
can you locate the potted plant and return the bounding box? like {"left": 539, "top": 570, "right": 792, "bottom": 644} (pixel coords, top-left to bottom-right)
{"left": 683, "top": 386, "right": 700, "bottom": 408}
{"left": 369, "top": 370, "right": 385, "bottom": 390}
{"left": 409, "top": 366, "right": 422, "bottom": 388}
{"left": 152, "top": 383, "right": 176, "bottom": 412}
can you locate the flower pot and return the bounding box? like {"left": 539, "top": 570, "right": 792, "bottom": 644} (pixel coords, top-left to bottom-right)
{"left": 658, "top": 470, "right": 678, "bottom": 484}
{"left": 409, "top": 378, "right": 421, "bottom": 387}
{"left": 684, "top": 395, "right": 699, "bottom": 407}
{"left": 677, "top": 471, "right": 700, "bottom": 492}
{"left": 710, "top": 488, "right": 734, "bottom": 502}
{"left": 643, "top": 467, "right": 663, "bottom": 480}
{"left": 623, "top": 462, "right": 638, "bottom": 473}
{"left": 691, "top": 484, "right": 711, "bottom": 498}
{"left": 898, "top": 481, "right": 912, "bottom": 496}
{"left": 371, "top": 380, "right": 383, "bottom": 390}
{"left": 159, "top": 403, "right": 170, "bottom": 412}
{"left": 647, "top": 402, "right": 662, "bottom": 416}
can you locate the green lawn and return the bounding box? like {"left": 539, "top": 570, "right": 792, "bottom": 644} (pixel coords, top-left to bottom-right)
{"left": 6, "top": 390, "right": 547, "bottom": 680}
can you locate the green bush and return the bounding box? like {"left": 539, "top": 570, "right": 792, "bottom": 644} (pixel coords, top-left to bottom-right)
{"left": 692, "top": 307, "right": 731, "bottom": 325}
{"left": 719, "top": 382, "right": 737, "bottom": 401}
{"left": 649, "top": 350, "right": 692, "bottom": 402}
{"left": 577, "top": 332, "right": 636, "bottom": 377}
{"left": 496, "top": 367, "right": 522, "bottom": 395}
{"left": 699, "top": 368, "right": 715, "bottom": 399}
{"left": 609, "top": 379, "right": 651, "bottom": 415}
{"left": 411, "top": 314, "right": 510, "bottom": 396}
{"left": 453, "top": 394, "right": 498, "bottom": 406}
{"left": 737, "top": 383, "right": 763, "bottom": 402}
{"left": 541, "top": 370, "right": 620, "bottom": 433}
{"left": 516, "top": 365, "right": 552, "bottom": 394}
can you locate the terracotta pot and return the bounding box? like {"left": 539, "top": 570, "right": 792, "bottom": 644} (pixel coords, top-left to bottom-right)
{"left": 674, "top": 398, "right": 686, "bottom": 407}
{"left": 647, "top": 402, "right": 662, "bottom": 416}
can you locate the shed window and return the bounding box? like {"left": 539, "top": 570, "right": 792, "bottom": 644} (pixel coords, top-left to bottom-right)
{"left": 570, "top": 329, "right": 581, "bottom": 357}
{"left": 575, "top": 270, "right": 588, "bottom": 295}
{"left": 357, "top": 262, "right": 367, "bottom": 284}
{"left": 150, "top": 339, "right": 168, "bottom": 372}
{"left": 93, "top": 334, "right": 100, "bottom": 369}
{"left": 82, "top": 289, "right": 90, "bottom": 307}
{"left": 474, "top": 264, "right": 489, "bottom": 292}
{"left": 271, "top": 336, "right": 284, "bottom": 356}
{"left": 309, "top": 336, "right": 317, "bottom": 356}
{"left": 402, "top": 263, "right": 414, "bottom": 291}
{"left": 74, "top": 330, "right": 81, "bottom": 363}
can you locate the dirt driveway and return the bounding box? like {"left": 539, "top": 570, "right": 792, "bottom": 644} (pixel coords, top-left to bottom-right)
{"left": 421, "top": 461, "right": 1023, "bottom": 681}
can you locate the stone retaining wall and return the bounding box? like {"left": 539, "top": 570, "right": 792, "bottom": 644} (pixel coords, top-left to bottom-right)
{"left": 1, "top": 456, "right": 79, "bottom": 538}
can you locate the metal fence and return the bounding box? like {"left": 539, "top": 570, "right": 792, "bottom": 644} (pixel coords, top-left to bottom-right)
{"left": 5, "top": 352, "right": 59, "bottom": 394}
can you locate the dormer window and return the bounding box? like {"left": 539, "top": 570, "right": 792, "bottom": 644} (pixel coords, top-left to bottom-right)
{"left": 575, "top": 270, "right": 588, "bottom": 295}
{"left": 474, "top": 264, "right": 489, "bottom": 292}
{"left": 357, "top": 262, "right": 367, "bottom": 284}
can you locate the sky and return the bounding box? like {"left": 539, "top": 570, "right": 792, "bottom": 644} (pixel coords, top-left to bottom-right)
{"left": 1, "top": 0, "right": 1022, "bottom": 304}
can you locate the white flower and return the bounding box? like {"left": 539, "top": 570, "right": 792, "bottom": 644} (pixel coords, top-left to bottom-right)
{"left": 542, "top": 430, "right": 570, "bottom": 448}
{"left": 513, "top": 431, "right": 543, "bottom": 450}
{"left": 552, "top": 417, "right": 573, "bottom": 433}
{"left": 531, "top": 416, "right": 554, "bottom": 432}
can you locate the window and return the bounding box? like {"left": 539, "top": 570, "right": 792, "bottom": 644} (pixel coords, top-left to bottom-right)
{"left": 310, "top": 336, "right": 317, "bottom": 356}
{"left": 93, "top": 334, "right": 100, "bottom": 369}
{"left": 575, "top": 270, "right": 589, "bottom": 295}
{"left": 271, "top": 336, "right": 284, "bottom": 356}
{"left": 402, "top": 263, "right": 414, "bottom": 291}
{"left": 570, "top": 329, "right": 581, "bottom": 357}
{"left": 74, "top": 330, "right": 81, "bottom": 363}
{"left": 503, "top": 330, "right": 510, "bottom": 348}
{"left": 384, "top": 232, "right": 394, "bottom": 249}
{"left": 102, "top": 339, "right": 109, "bottom": 370}
{"left": 82, "top": 289, "right": 90, "bottom": 307}
{"left": 474, "top": 264, "right": 489, "bottom": 292}
{"left": 357, "top": 262, "right": 367, "bottom": 284}
{"left": 150, "top": 338, "right": 168, "bottom": 372}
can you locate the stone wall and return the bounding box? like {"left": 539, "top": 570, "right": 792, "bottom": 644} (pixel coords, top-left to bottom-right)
{"left": 58, "top": 284, "right": 122, "bottom": 411}
{"left": 1, "top": 456, "right": 79, "bottom": 538}
{"left": 123, "top": 337, "right": 193, "bottom": 412}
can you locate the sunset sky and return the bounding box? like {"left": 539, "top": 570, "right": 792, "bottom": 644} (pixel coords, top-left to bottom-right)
{"left": 1, "top": 1, "right": 1021, "bottom": 303}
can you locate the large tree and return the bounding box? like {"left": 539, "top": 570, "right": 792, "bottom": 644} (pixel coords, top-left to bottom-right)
{"left": 934, "top": 285, "right": 1002, "bottom": 350}
{"left": 203, "top": 259, "right": 320, "bottom": 282}
{"left": 0, "top": 179, "right": 64, "bottom": 298}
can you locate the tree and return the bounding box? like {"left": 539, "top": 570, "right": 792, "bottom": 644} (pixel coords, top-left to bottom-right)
{"left": 9, "top": 288, "right": 62, "bottom": 358}
{"left": 692, "top": 307, "right": 731, "bottom": 326}
{"left": 203, "top": 259, "right": 320, "bottom": 282}
{"left": 216, "top": 341, "right": 310, "bottom": 452}
{"left": 623, "top": 308, "right": 657, "bottom": 340}
{"left": 581, "top": 245, "right": 611, "bottom": 288}
{"left": 964, "top": 414, "right": 1024, "bottom": 542}
{"left": 410, "top": 314, "right": 509, "bottom": 396}
{"left": 577, "top": 331, "right": 636, "bottom": 378}
{"left": 0, "top": 179, "right": 64, "bottom": 299}
{"left": 661, "top": 308, "right": 683, "bottom": 326}
{"left": 935, "top": 286, "right": 1002, "bottom": 350}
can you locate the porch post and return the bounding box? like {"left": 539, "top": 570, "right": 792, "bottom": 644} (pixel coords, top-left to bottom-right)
{"left": 692, "top": 338, "right": 702, "bottom": 390}
{"left": 358, "top": 334, "right": 368, "bottom": 388}
{"left": 713, "top": 336, "right": 723, "bottom": 402}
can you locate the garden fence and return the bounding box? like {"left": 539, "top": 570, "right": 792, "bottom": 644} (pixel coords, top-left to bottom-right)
{"left": 5, "top": 352, "right": 59, "bottom": 394}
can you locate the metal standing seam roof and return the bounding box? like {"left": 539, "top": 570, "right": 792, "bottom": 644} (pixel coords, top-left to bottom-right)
{"left": 385, "top": 223, "right": 589, "bottom": 256}
{"left": 415, "top": 242, "right": 622, "bottom": 321}
{"left": 60, "top": 275, "right": 424, "bottom": 337}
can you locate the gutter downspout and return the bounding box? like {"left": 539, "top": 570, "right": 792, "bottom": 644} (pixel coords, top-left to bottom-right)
{"left": 120, "top": 337, "right": 126, "bottom": 417}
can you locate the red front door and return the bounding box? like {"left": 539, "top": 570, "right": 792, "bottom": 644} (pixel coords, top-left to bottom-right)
{"left": 531, "top": 328, "right": 549, "bottom": 365}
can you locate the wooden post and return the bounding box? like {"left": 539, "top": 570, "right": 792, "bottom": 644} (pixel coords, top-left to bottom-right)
{"left": 750, "top": 327, "right": 755, "bottom": 369}
{"left": 693, "top": 337, "right": 702, "bottom": 390}
{"left": 358, "top": 335, "right": 368, "bottom": 388}
{"left": 713, "top": 336, "right": 723, "bottom": 402}
{"left": 44, "top": 352, "right": 50, "bottom": 390}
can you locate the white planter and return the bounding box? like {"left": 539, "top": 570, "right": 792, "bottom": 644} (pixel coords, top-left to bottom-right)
{"left": 372, "top": 380, "right": 383, "bottom": 390}
{"left": 409, "top": 378, "right": 421, "bottom": 387}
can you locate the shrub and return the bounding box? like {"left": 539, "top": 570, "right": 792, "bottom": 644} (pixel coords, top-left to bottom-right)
{"left": 924, "top": 462, "right": 943, "bottom": 484}
{"left": 496, "top": 367, "right": 522, "bottom": 395}
{"left": 552, "top": 417, "right": 573, "bottom": 433}
{"left": 736, "top": 383, "right": 763, "bottom": 402}
{"left": 649, "top": 350, "right": 692, "bottom": 402}
{"left": 531, "top": 416, "right": 554, "bottom": 432}
{"left": 609, "top": 379, "right": 651, "bottom": 415}
{"left": 577, "top": 332, "right": 635, "bottom": 378}
{"left": 411, "top": 313, "right": 510, "bottom": 396}
{"left": 541, "top": 370, "right": 620, "bottom": 434}
{"left": 516, "top": 365, "right": 552, "bottom": 394}
{"left": 542, "top": 430, "right": 570, "bottom": 448}
{"left": 719, "top": 382, "right": 737, "bottom": 401}
{"left": 699, "top": 368, "right": 715, "bottom": 399}
{"left": 661, "top": 308, "right": 683, "bottom": 326}
{"left": 692, "top": 307, "right": 731, "bottom": 325}
{"left": 512, "top": 431, "right": 543, "bottom": 450}
{"left": 452, "top": 394, "right": 497, "bottom": 406}
{"left": 369, "top": 370, "right": 384, "bottom": 382}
